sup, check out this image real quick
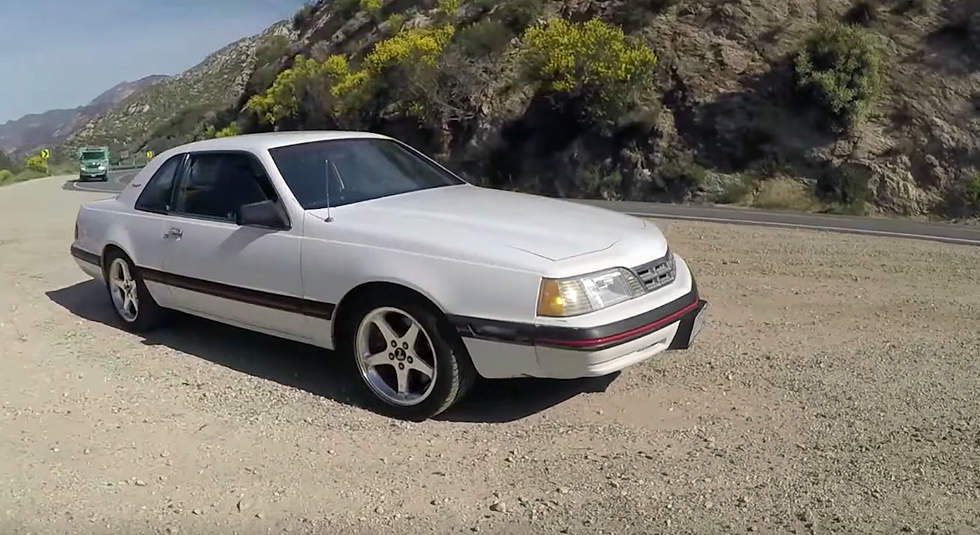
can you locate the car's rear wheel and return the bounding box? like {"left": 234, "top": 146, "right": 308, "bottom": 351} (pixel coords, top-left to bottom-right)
{"left": 344, "top": 295, "right": 475, "bottom": 420}
{"left": 104, "top": 251, "right": 165, "bottom": 332}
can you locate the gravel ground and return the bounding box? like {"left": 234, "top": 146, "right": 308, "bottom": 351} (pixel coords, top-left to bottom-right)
{"left": 1, "top": 177, "right": 978, "bottom": 534}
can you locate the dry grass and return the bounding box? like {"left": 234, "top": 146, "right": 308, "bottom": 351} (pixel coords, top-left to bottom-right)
{"left": 752, "top": 178, "right": 820, "bottom": 211}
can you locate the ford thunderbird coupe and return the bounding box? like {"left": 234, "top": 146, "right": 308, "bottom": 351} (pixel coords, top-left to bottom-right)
{"left": 71, "top": 132, "right": 707, "bottom": 419}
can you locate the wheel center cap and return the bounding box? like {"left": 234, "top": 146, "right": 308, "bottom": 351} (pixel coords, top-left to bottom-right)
{"left": 394, "top": 348, "right": 406, "bottom": 361}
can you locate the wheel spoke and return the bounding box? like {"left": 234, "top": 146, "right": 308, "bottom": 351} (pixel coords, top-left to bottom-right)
{"left": 111, "top": 279, "right": 126, "bottom": 292}
{"left": 395, "top": 366, "right": 409, "bottom": 394}
{"left": 403, "top": 323, "right": 420, "bottom": 349}
{"left": 118, "top": 262, "right": 131, "bottom": 282}
{"left": 365, "top": 351, "right": 391, "bottom": 368}
{"left": 371, "top": 318, "right": 398, "bottom": 345}
{"left": 410, "top": 358, "right": 434, "bottom": 379}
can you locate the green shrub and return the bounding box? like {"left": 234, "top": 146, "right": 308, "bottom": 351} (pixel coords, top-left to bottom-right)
{"left": 360, "top": 0, "right": 381, "bottom": 15}
{"left": 495, "top": 0, "right": 544, "bottom": 32}
{"left": 438, "top": 0, "right": 459, "bottom": 19}
{"left": 384, "top": 13, "right": 405, "bottom": 35}
{"left": 845, "top": 0, "right": 878, "bottom": 26}
{"left": 794, "top": 23, "right": 882, "bottom": 129}
{"left": 293, "top": 3, "right": 315, "bottom": 30}
{"left": 753, "top": 178, "right": 820, "bottom": 211}
{"left": 966, "top": 174, "right": 980, "bottom": 209}
{"left": 716, "top": 174, "right": 759, "bottom": 204}
{"left": 24, "top": 155, "right": 47, "bottom": 174}
{"left": 0, "top": 169, "right": 13, "bottom": 185}
{"left": 255, "top": 35, "right": 290, "bottom": 66}
{"left": 521, "top": 18, "right": 658, "bottom": 121}
{"left": 457, "top": 19, "right": 514, "bottom": 56}
{"left": 578, "top": 166, "right": 623, "bottom": 200}
{"left": 818, "top": 165, "right": 871, "bottom": 210}
{"left": 0, "top": 150, "right": 19, "bottom": 173}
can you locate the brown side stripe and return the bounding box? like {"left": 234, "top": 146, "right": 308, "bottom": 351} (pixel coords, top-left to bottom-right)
{"left": 71, "top": 246, "right": 334, "bottom": 319}
{"left": 138, "top": 268, "right": 335, "bottom": 320}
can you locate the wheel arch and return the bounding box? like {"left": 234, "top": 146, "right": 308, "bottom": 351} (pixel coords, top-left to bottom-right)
{"left": 100, "top": 242, "right": 133, "bottom": 274}
{"left": 331, "top": 281, "right": 452, "bottom": 349}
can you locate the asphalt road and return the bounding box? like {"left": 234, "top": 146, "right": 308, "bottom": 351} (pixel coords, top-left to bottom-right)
{"left": 62, "top": 169, "right": 980, "bottom": 247}
{"left": 64, "top": 168, "right": 141, "bottom": 193}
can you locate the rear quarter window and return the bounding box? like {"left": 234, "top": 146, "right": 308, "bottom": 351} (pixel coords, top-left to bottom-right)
{"left": 135, "top": 155, "right": 183, "bottom": 213}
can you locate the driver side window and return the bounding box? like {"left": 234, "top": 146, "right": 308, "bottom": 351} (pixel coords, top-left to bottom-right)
{"left": 173, "top": 153, "right": 278, "bottom": 222}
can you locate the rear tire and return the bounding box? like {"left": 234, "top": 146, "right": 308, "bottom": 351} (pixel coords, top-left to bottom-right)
{"left": 103, "top": 250, "right": 165, "bottom": 332}
{"left": 340, "top": 293, "right": 476, "bottom": 420}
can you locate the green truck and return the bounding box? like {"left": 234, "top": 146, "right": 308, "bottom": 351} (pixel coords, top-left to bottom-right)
{"left": 78, "top": 146, "right": 110, "bottom": 181}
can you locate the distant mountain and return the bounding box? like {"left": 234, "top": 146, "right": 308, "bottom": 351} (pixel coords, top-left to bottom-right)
{"left": 68, "top": 22, "right": 294, "bottom": 157}
{"left": 0, "top": 75, "right": 167, "bottom": 157}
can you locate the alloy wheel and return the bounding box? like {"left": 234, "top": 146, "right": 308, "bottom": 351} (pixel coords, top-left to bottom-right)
{"left": 109, "top": 258, "right": 139, "bottom": 322}
{"left": 354, "top": 307, "right": 438, "bottom": 407}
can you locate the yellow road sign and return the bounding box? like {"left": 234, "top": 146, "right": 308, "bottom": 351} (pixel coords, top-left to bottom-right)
{"left": 40, "top": 149, "right": 50, "bottom": 160}
{"left": 146, "top": 151, "right": 154, "bottom": 160}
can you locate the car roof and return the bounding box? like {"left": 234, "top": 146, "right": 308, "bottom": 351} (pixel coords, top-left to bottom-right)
{"left": 161, "top": 131, "right": 392, "bottom": 156}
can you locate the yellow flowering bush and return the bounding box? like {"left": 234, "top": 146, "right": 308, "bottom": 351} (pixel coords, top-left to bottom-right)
{"left": 363, "top": 26, "right": 455, "bottom": 74}
{"left": 521, "top": 18, "right": 657, "bottom": 119}
{"left": 245, "top": 26, "right": 455, "bottom": 127}
{"left": 246, "top": 55, "right": 353, "bottom": 125}
{"left": 215, "top": 124, "right": 239, "bottom": 138}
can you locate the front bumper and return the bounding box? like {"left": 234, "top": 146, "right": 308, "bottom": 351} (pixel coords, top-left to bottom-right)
{"left": 454, "top": 285, "right": 708, "bottom": 380}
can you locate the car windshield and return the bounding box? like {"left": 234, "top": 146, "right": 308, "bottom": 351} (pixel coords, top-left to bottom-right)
{"left": 268, "top": 139, "right": 463, "bottom": 209}
{"left": 81, "top": 152, "right": 105, "bottom": 161}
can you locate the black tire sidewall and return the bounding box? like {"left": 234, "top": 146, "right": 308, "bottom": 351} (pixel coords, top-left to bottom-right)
{"left": 343, "top": 295, "right": 471, "bottom": 420}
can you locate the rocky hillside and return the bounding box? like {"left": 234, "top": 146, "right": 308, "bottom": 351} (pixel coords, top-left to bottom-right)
{"left": 0, "top": 76, "right": 165, "bottom": 157}
{"left": 68, "top": 0, "right": 980, "bottom": 218}
{"left": 67, "top": 22, "right": 295, "bottom": 158}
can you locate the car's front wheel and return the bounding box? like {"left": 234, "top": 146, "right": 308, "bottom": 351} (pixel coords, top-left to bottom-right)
{"left": 104, "top": 251, "right": 165, "bottom": 332}
{"left": 344, "top": 296, "right": 475, "bottom": 420}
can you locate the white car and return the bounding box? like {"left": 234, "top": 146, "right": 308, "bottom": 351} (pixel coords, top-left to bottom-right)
{"left": 71, "top": 132, "right": 706, "bottom": 419}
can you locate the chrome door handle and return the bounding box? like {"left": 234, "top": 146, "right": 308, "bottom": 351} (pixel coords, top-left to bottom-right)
{"left": 163, "top": 227, "right": 183, "bottom": 240}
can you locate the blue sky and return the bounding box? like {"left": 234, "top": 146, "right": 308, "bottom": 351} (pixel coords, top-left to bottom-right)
{"left": 0, "top": 0, "right": 308, "bottom": 123}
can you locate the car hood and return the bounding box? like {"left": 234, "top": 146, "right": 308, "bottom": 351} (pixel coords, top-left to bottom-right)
{"left": 314, "top": 185, "right": 647, "bottom": 262}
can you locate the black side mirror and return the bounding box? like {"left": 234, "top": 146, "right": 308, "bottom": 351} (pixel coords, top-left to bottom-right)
{"left": 237, "top": 200, "right": 288, "bottom": 229}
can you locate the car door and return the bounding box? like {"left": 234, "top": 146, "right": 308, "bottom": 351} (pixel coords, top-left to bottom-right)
{"left": 129, "top": 154, "right": 186, "bottom": 309}
{"left": 159, "top": 151, "right": 310, "bottom": 342}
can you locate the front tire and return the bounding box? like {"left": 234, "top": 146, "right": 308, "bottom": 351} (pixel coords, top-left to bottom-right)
{"left": 341, "top": 294, "right": 475, "bottom": 420}
{"left": 103, "top": 250, "right": 165, "bottom": 332}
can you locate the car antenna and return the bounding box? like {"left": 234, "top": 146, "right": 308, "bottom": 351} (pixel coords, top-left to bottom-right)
{"left": 323, "top": 159, "right": 334, "bottom": 223}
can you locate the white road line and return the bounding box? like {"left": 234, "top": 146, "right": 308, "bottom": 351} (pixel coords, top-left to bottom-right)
{"left": 624, "top": 212, "right": 980, "bottom": 246}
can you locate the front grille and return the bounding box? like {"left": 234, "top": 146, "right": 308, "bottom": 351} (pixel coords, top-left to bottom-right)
{"left": 632, "top": 252, "right": 675, "bottom": 293}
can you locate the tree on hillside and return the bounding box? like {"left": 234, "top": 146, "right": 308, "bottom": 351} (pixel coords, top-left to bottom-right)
{"left": 0, "top": 150, "right": 20, "bottom": 173}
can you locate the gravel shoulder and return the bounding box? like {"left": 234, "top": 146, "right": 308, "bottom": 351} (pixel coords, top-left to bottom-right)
{"left": 1, "top": 176, "right": 978, "bottom": 534}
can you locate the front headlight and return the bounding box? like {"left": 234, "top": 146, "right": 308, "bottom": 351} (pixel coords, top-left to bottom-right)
{"left": 537, "top": 268, "right": 646, "bottom": 317}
